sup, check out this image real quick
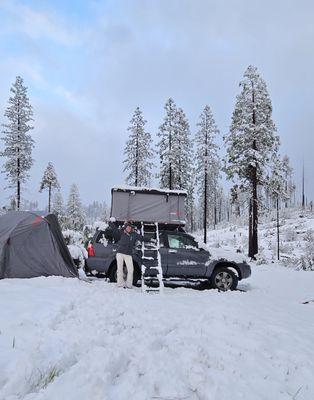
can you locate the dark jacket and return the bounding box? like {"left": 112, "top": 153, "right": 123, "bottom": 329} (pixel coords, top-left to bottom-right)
{"left": 109, "top": 223, "right": 143, "bottom": 256}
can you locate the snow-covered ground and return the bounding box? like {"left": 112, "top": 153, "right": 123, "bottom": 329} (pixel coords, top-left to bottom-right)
{"left": 202, "top": 208, "right": 314, "bottom": 269}
{"left": 1, "top": 265, "right": 314, "bottom": 400}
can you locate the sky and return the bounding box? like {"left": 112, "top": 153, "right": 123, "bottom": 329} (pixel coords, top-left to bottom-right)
{"left": 0, "top": 0, "right": 313, "bottom": 207}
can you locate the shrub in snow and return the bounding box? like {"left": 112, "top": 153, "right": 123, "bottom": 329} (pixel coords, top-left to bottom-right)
{"left": 63, "top": 230, "right": 83, "bottom": 245}
{"left": 297, "top": 248, "right": 314, "bottom": 271}
{"left": 296, "top": 230, "right": 314, "bottom": 271}
{"left": 284, "top": 227, "right": 297, "bottom": 242}
{"left": 255, "top": 252, "right": 268, "bottom": 265}
{"left": 93, "top": 220, "right": 109, "bottom": 231}
{"left": 63, "top": 230, "right": 87, "bottom": 269}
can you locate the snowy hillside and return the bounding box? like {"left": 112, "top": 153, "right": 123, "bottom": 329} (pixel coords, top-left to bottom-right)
{"left": 201, "top": 208, "right": 314, "bottom": 269}
{"left": 1, "top": 265, "right": 314, "bottom": 400}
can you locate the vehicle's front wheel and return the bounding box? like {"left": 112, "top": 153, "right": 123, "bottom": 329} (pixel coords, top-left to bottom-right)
{"left": 210, "top": 267, "right": 238, "bottom": 291}
{"left": 108, "top": 262, "right": 141, "bottom": 286}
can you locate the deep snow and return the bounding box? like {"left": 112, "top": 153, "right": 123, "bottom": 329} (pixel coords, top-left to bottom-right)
{"left": 1, "top": 265, "right": 314, "bottom": 400}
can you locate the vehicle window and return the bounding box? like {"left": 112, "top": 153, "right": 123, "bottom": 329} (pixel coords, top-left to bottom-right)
{"left": 183, "top": 236, "right": 199, "bottom": 250}
{"left": 96, "top": 231, "right": 107, "bottom": 245}
{"left": 168, "top": 234, "right": 186, "bottom": 249}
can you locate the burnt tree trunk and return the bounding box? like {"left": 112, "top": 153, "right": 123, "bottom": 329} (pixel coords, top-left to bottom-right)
{"left": 48, "top": 183, "right": 52, "bottom": 213}
{"left": 203, "top": 122, "right": 208, "bottom": 244}
{"left": 248, "top": 198, "right": 253, "bottom": 258}
{"left": 169, "top": 127, "right": 172, "bottom": 190}
{"left": 204, "top": 168, "right": 207, "bottom": 243}
{"left": 252, "top": 161, "right": 258, "bottom": 258}
{"left": 248, "top": 84, "right": 258, "bottom": 259}
{"left": 17, "top": 109, "right": 21, "bottom": 210}
{"left": 135, "top": 123, "right": 139, "bottom": 186}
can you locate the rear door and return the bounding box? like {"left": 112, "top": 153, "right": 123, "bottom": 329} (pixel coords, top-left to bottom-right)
{"left": 89, "top": 231, "right": 117, "bottom": 272}
{"left": 166, "top": 233, "right": 208, "bottom": 278}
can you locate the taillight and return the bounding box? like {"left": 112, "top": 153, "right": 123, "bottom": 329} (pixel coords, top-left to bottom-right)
{"left": 87, "top": 243, "right": 95, "bottom": 257}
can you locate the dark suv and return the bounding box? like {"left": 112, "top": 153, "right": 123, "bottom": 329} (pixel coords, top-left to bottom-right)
{"left": 85, "top": 227, "right": 251, "bottom": 291}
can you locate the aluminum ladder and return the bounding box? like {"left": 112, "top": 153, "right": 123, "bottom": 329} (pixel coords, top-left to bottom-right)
{"left": 141, "top": 222, "right": 164, "bottom": 293}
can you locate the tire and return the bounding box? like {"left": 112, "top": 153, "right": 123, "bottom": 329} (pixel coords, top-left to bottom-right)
{"left": 108, "top": 262, "right": 141, "bottom": 286}
{"left": 210, "top": 267, "right": 238, "bottom": 291}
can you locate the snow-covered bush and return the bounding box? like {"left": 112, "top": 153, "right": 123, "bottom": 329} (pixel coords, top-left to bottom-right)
{"left": 297, "top": 230, "right": 314, "bottom": 271}
{"left": 283, "top": 226, "right": 297, "bottom": 242}
{"left": 63, "top": 229, "right": 83, "bottom": 246}
{"left": 63, "top": 229, "right": 87, "bottom": 269}
{"left": 255, "top": 246, "right": 269, "bottom": 265}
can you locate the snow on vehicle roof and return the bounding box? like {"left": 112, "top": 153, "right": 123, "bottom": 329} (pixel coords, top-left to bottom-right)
{"left": 112, "top": 185, "right": 187, "bottom": 196}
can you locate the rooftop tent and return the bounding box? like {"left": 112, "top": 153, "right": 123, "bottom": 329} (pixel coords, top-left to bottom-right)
{"left": 0, "top": 211, "right": 78, "bottom": 279}
{"left": 110, "top": 186, "right": 187, "bottom": 225}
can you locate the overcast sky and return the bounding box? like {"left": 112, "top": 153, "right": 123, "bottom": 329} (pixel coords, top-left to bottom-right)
{"left": 0, "top": 0, "right": 313, "bottom": 207}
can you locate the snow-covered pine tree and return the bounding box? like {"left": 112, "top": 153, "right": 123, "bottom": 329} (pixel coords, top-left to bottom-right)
{"left": 195, "top": 105, "right": 220, "bottom": 243}
{"left": 39, "top": 162, "right": 60, "bottom": 212}
{"left": 123, "top": 107, "right": 154, "bottom": 187}
{"left": 224, "top": 65, "right": 280, "bottom": 258}
{"left": 157, "top": 100, "right": 193, "bottom": 192}
{"left": 66, "top": 184, "right": 85, "bottom": 231}
{"left": 157, "top": 98, "right": 178, "bottom": 190}
{"left": 282, "top": 155, "right": 293, "bottom": 208}
{"left": 1, "top": 76, "right": 34, "bottom": 210}
{"left": 52, "top": 191, "right": 66, "bottom": 228}
{"left": 174, "top": 107, "right": 193, "bottom": 190}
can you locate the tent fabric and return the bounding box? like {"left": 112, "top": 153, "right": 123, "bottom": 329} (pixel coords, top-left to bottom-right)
{"left": 111, "top": 188, "right": 187, "bottom": 225}
{"left": 0, "top": 211, "right": 78, "bottom": 279}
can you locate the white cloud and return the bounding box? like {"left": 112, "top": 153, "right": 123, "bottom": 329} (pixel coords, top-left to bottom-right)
{"left": 0, "top": 0, "right": 81, "bottom": 45}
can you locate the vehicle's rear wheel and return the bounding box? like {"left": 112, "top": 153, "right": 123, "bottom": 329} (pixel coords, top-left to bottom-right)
{"left": 210, "top": 267, "right": 238, "bottom": 291}
{"left": 108, "top": 262, "right": 141, "bottom": 286}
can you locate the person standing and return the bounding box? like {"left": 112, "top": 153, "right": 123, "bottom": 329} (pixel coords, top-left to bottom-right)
{"left": 109, "top": 221, "right": 143, "bottom": 288}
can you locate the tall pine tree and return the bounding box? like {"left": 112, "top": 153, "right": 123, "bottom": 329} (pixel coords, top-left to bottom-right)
{"left": 195, "top": 105, "right": 220, "bottom": 243}
{"left": 157, "top": 99, "right": 193, "bottom": 192}
{"left": 174, "top": 107, "right": 193, "bottom": 190}
{"left": 1, "top": 76, "right": 34, "bottom": 210}
{"left": 224, "top": 66, "right": 280, "bottom": 258}
{"left": 39, "top": 162, "right": 60, "bottom": 212}
{"left": 123, "top": 107, "right": 154, "bottom": 187}
{"left": 66, "top": 184, "right": 85, "bottom": 231}
{"left": 157, "top": 98, "right": 178, "bottom": 190}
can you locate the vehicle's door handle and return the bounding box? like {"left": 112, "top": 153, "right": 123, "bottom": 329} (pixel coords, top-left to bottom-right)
{"left": 169, "top": 249, "right": 177, "bottom": 253}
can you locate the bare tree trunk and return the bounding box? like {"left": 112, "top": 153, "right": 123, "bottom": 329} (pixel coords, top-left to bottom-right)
{"left": 248, "top": 198, "right": 253, "bottom": 258}
{"left": 135, "top": 124, "right": 139, "bottom": 186}
{"left": 252, "top": 165, "right": 258, "bottom": 258}
{"left": 17, "top": 111, "right": 21, "bottom": 211}
{"left": 169, "top": 130, "right": 172, "bottom": 190}
{"left": 276, "top": 197, "right": 280, "bottom": 260}
{"left": 204, "top": 170, "right": 207, "bottom": 244}
{"left": 17, "top": 176, "right": 20, "bottom": 210}
{"left": 248, "top": 85, "right": 258, "bottom": 259}
{"left": 302, "top": 162, "right": 305, "bottom": 209}
{"left": 48, "top": 184, "right": 52, "bottom": 213}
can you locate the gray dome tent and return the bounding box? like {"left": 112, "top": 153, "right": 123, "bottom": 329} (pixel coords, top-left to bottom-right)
{"left": 0, "top": 211, "right": 78, "bottom": 279}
